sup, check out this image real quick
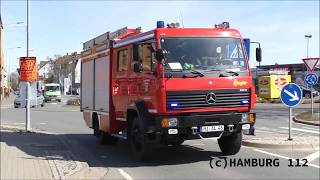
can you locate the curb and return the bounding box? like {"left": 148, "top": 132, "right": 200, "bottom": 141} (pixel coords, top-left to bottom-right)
{"left": 0, "top": 124, "right": 58, "bottom": 135}
{"left": 242, "top": 140, "right": 320, "bottom": 150}
{"left": 293, "top": 117, "right": 320, "bottom": 126}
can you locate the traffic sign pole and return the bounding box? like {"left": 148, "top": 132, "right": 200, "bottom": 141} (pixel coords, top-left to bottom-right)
{"left": 304, "top": 72, "right": 318, "bottom": 117}
{"left": 26, "top": 0, "right": 30, "bottom": 132}
{"left": 311, "top": 86, "right": 313, "bottom": 116}
{"left": 280, "top": 83, "right": 303, "bottom": 141}
{"left": 288, "top": 107, "right": 293, "bottom": 141}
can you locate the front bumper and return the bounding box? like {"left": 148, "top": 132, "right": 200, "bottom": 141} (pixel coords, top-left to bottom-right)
{"left": 149, "top": 112, "right": 254, "bottom": 141}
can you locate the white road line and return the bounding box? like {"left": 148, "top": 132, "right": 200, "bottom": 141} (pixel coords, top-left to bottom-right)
{"left": 118, "top": 169, "right": 134, "bottom": 180}
{"left": 39, "top": 123, "right": 46, "bottom": 125}
{"left": 280, "top": 127, "right": 320, "bottom": 134}
{"left": 303, "top": 151, "right": 320, "bottom": 163}
{"left": 254, "top": 149, "right": 291, "bottom": 159}
{"left": 190, "top": 143, "right": 206, "bottom": 146}
{"left": 302, "top": 126, "right": 320, "bottom": 131}
{"left": 51, "top": 103, "right": 57, "bottom": 105}
{"left": 254, "top": 149, "right": 320, "bottom": 169}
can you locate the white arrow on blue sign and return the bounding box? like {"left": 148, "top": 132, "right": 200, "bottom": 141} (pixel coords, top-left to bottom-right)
{"left": 280, "top": 83, "right": 303, "bottom": 107}
{"left": 304, "top": 72, "right": 318, "bottom": 87}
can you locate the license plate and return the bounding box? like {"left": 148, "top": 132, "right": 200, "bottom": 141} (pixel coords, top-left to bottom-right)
{"left": 242, "top": 124, "right": 250, "bottom": 130}
{"left": 201, "top": 125, "right": 224, "bottom": 132}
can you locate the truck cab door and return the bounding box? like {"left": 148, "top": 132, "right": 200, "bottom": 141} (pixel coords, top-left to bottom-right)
{"left": 112, "top": 47, "right": 130, "bottom": 121}
{"left": 129, "top": 42, "right": 158, "bottom": 112}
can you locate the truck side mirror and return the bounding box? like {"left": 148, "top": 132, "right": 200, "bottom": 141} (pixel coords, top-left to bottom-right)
{"left": 133, "top": 62, "right": 142, "bottom": 73}
{"left": 256, "top": 48, "right": 262, "bottom": 62}
{"left": 155, "top": 49, "right": 165, "bottom": 62}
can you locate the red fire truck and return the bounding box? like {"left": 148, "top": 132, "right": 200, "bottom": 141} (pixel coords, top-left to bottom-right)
{"left": 81, "top": 21, "right": 260, "bottom": 160}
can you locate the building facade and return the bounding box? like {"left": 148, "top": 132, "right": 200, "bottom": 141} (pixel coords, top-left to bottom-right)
{"left": 0, "top": 15, "right": 8, "bottom": 98}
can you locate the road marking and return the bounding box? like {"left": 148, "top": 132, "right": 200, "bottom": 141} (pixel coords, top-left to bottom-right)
{"left": 39, "top": 123, "right": 47, "bottom": 125}
{"left": 51, "top": 103, "right": 57, "bottom": 105}
{"left": 190, "top": 143, "right": 206, "bottom": 146}
{"left": 12, "top": 122, "right": 24, "bottom": 125}
{"left": 302, "top": 126, "right": 320, "bottom": 131}
{"left": 254, "top": 149, "right": 320, "bottom": 169}
{"left": 280, "top": 127, "right": 319, "bottom": 134}
{"left": 118, "top": 169, "right": 134, "bottom": 180}
{"left": 303, "top": 151, "right": 320, "bottom": 162}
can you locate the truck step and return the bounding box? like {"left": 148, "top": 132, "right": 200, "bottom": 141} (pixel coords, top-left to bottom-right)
{"left": 111, "top": 132, "right": 127, "bottom": 140}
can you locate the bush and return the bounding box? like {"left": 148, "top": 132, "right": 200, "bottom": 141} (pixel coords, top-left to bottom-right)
{"left": 66, "top": 98, "right": 80, "bottom": 106}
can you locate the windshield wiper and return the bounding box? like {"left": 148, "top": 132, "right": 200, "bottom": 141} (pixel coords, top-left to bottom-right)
{"left": 182, "top": 69, "right": 204, "bottom": 78}
{"left": 219, "top": 70, "right": 239, "bottom": 77}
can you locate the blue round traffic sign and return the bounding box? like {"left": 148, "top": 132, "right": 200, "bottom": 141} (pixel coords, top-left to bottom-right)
{"left": 304, "top": 73, "right": 318, "bottom": 87}
{"left": 280, "top": 83, "right": 303, "bottom": 107}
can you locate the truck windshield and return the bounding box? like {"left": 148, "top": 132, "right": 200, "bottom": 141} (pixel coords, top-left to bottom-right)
{"left": 160, "top": 37, "right": 247, "bottom": 74}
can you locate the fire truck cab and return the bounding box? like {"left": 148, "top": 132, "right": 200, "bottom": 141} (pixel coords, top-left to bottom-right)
{"left": 81, "top": 21, "right": 260, "bottom": 160}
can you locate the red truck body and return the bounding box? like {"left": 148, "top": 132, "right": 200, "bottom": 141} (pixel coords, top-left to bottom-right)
{"left": 81, "top": 22, "right": 257, "bottom": 159}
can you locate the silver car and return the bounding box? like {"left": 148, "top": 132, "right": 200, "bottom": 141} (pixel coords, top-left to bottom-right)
{"left": 14, "top": 92, "right": 45, "bottom": 108}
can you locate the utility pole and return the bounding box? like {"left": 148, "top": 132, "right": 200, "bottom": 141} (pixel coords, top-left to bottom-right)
{"left": 26, "top": 0, "right": 31, "bottom": 132}
{"left": 304, "top": 34, "right": 313, "bottom": 116}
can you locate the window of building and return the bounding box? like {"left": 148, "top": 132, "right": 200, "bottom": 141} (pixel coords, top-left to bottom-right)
{"left": 117, "top": 49, "right": 128, "bottom": 72}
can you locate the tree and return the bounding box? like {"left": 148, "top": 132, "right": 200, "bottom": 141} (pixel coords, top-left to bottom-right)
{"left": 8, "top": 72, "right": 20, "bottom": 91}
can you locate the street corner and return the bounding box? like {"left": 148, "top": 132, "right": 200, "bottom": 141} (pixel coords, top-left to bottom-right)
{"left": 293, "top": 111, "right": 320, "bottom": 126}
{"left": 0, "top": 126, "right": 92, "bottom": 180}
{"left": 242, "top": 130, "right": 320, "bottom": 150}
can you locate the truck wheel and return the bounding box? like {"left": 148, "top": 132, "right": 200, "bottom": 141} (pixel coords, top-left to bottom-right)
{"left": 129, "top": 117, "right": 152, "bottom": 161}
{"left": 93, "top": 116, "right": 118, "bottom": 145}
{"left": 218, "top": 132, "right": 242, "bottom": 155}
{"left": 169, "top": 138, "right": 185, "bottom": 146}
{"left": 305, "top": 93, "right": 311, "bottom": 99}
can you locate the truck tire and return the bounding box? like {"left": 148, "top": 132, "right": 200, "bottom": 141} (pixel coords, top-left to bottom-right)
{"left": 93, "top": 115, "right": 118, "bottom": 145}
{"left": 129, "top": 116, "right": 152, "bottom": 161}
{"left": 218, "top": 132, "right": 242, "bottom": 155}
{"left": 169, "top": 138, "right": 185, "bottom": 146}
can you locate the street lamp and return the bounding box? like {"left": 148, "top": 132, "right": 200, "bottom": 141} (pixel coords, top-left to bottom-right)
{"left": 304, "top": 34, "right": 312, "bottom": 58}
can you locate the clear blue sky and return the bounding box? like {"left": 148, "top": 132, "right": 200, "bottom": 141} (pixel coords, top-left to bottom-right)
{"left": 1, "top": 1, "right": 319, "bottom": 73}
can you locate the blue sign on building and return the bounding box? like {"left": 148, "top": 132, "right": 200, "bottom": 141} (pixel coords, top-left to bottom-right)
{"left": 304, "top": 72, "right": 318, "bottom": 87}
{"left": 280, "top": 83, "right": 303, "bottom": 107}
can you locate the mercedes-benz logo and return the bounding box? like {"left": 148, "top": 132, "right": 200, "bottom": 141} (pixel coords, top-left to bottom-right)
{"left": 206, "top": 92, "right": 216, "bottom": 104}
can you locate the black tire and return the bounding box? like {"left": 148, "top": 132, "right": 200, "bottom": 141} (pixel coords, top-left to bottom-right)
{"left": 57, "top": 99, "right": 61, "bottom": 102}
{"left": 92, "top": 115, "right": 118, "bottom": 145}
{"left": 41, "top": 103, "right": 44, "bottom": 107}
{"left": 305, "top": 93, "right": 311, "bottom": 99}
{"left": 218, "top": 132, "right": 242, "bottom": 155}
{"left": 169, "top": 138, "right": 185, "bottom": 146}
{"left": 128, "top": 116, "right": 152, "bottom": 161}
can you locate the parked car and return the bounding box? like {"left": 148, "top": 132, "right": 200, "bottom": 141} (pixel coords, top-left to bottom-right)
{"left": 299, "top": 85, "right": 320, "bottom": 98}
{"left": 14, "top": 92, "right": 45, "bottom": 108}
{"left": 66, "top": 87, "right": 80, "bottom": 95}
{"left": 44, "top": 83, "right": 62, "bottom": 102}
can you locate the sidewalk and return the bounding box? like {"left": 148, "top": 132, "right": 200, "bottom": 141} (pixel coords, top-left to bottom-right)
{"left": 0, "top": 126, "right": 108, "bottom": 180}
{"left": 242, "top": 129, "right": 320, "bottom": 150}
{"left": 294, "top": 111, "right": 320, "bottom": 126}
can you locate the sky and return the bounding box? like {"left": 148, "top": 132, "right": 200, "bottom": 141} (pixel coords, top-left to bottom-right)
{"left": 1, "top": 0, "right": 319, "bottom": 74}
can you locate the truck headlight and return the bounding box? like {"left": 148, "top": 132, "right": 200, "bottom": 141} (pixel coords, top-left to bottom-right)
{"left": 161, "top": 117, "right": 178, "bottom": 128}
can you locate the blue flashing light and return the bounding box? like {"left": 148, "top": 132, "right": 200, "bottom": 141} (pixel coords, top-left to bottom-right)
{"left": 241, "top": 100, "right": 249, "bottom": 104}
{"left": 170, "top": 103, "right": 178, "bottom": 107}
{"left": 157, "top": 21, "right": 165, "bottom": 28}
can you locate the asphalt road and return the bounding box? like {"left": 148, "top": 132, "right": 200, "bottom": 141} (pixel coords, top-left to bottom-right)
{"left": 1, "top": 100, "right": 319, "bottom": 179}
